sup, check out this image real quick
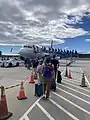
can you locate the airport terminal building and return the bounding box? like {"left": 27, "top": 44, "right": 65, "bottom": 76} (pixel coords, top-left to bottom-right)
{"left": 78, "top": 52, "right": 90, "bottom": 58}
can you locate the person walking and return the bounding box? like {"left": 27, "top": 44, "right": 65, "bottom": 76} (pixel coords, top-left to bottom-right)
{"left": 36, "top": 59, "right": 43, "bottom": 83}
{"left": 42, "top": 58, "right": 54, "bottom": 100}
{"left": 51, "top": 55, "right": 59, "bottom": 80}
{"left": 32, "top": 59, "right": 39, "bottom": 73}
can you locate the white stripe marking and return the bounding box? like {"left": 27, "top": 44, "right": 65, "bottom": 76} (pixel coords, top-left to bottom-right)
{"left": 63, "top": 77, "right": 81, "bottom": 83}
{"left": 24, "top": 115, "right": 30, "bottom": 120}
{"left": 19, "top": 115, "right": 30, "bottom": 120}
{"left": 71, "top": 70, "right": 81, "bottom": 74}
{"left": 85, "top": 76, "right": 90, "bottom": 88}
{"left": 80, "top": 68, "right": 83, "bottom": 73}
{"left": 52, "top": 92, "right": 90, "bottom": 115}
{"left": 61, "top": 70, "right": 90, "bottom": 93}
{"left": 80, "top": 67, "right": 90, "bottom": 88}
{"left": 19, "top": 96, "right": 42, "bottom": 120}
{"left": 56, "top": 86, "right": 90, "bottom": 104}
{"left": 62, "top": 80, "right": 90, "bottom": 93}
{"left": 61, "top": 70, "right": 65, "bottom": 75}
{"left": 63, "top": 79, "right": 80, "bottom": 85}
{"left": 49, "top": 99, "right": 80, "bottom": 120}
{"left": 57, "top": 83, "right": 90, "bottom": 98}
{"left": 70, "top": 78, "right": 81, "bottom": 83}
{"left": 37, "top": 103, "right": 55, "bottom": 120}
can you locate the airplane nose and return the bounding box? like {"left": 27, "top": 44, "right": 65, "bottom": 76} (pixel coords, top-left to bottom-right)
{"left": 19, "top": 48, "right": 29, "bottom": 56}
{"left": 19, "top": 48, "right": 24, "bottom": 55}
{"left": 19, "top": 48, "right": 33, "bottom": 58}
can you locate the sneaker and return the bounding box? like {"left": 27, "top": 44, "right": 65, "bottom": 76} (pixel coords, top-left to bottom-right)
{"left": 42, "top": 96, "right": 46, "bottom": 100}
{"left": 45, "top": 97, "right": 49, "bottom": 100}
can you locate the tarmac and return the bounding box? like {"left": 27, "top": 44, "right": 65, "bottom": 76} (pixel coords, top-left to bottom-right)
{"left": 0, "top": 59, "right": 90, "bottom": 120}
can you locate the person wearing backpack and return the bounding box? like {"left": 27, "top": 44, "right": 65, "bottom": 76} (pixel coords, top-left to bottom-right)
{"left": 42, "top": 58, "right": 54, "bottom": 100}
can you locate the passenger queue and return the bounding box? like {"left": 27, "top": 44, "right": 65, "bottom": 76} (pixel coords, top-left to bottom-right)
{"left": 27, "top": 55, "right": 62, "bottom": 100}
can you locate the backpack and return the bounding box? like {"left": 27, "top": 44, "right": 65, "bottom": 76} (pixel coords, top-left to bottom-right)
{"left": 43, "top": 64, "right": 53, "bottom": 77}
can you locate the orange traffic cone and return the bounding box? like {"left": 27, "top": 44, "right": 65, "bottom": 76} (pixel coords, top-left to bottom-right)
{"left": 17, "top": 81, "right": 27, "bottom": 100}
{"left": 68, "top": 70, "right": 72, "bottom": 79}
{"left": 0, "top": 86, "right": 12, "bottom": 120}
{"left": 29, "top": 72, "right": 35, "bottom": 83}
{"left": 80, "top": 73, "right": 87, "bottom": 87}
{"left": 65, "top": 66, "right": 68, "bottom": 77}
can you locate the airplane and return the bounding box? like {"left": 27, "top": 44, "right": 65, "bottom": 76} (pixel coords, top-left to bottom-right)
{"left": 1, "top": 40, "right": 78, "bottom": 61}
{"left": 19, "top": 43, "right": 50, "bottom": 60}
{"left": 18, "top": 41, "right": 68, "bottom": 60}
{"left": 0, "top": 41, "right": 53, "bottom": 62}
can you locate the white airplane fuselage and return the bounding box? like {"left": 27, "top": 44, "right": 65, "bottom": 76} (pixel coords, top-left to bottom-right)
{"left": 19, "top": 45, "right": 49, "bottom": 59}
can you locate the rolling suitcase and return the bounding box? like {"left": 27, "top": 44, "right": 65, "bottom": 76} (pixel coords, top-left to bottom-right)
{"left": 50, "top": 79, "right": 56, "bottom": 91}
{"left": 35, "top": 83, "right": 43, "bottom": 97}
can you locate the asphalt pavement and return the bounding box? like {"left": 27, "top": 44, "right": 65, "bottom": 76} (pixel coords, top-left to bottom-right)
{"left": 0, "top": 60, "right": 90, "bottom": 120}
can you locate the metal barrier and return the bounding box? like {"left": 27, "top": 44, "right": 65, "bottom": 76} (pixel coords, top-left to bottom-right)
{"left": 0, "top": 77, "right": 28, "bottom": 90}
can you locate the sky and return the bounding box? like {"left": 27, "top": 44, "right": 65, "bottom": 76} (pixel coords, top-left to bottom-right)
{"left": 0, "top": 0, "right": 90, "bottom": 52}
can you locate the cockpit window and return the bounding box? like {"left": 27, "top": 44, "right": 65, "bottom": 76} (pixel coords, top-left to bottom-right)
{"left": 24, "top": 45, "right": 32, "bottom": 48}
{"left": 24, "top": 45, "right": 27, "bottom": 48}
{"left": 28, "top": 46, "right": 32, "bottom": 48}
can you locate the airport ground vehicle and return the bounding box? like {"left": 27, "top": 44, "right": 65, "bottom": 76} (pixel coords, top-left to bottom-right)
{"left": 0, "top": 58, "right": 24, "bottom": 67}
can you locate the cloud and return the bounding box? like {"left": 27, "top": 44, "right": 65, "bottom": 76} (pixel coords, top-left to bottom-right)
{"left": 0, "top": 0, "right": 90, "bottom": 45}
{"left": 85, "top": 39, "right": 90, "bottom": 42}
{"left": 0, "top": 43, "right": 23, "bottom": 46}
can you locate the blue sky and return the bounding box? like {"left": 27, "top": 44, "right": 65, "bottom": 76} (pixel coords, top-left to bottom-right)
{"left": 0, "top": 0, "right": 90, "bottom": 52}
{"left": 54, "top": 15, "right": 90, "bottom": 52}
